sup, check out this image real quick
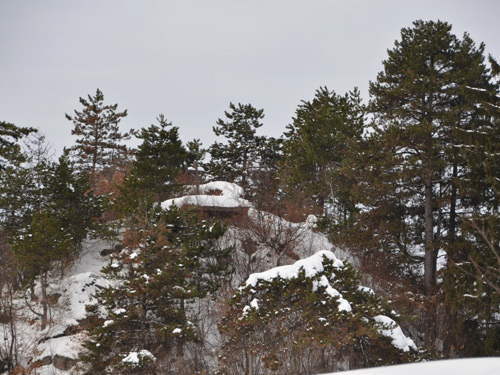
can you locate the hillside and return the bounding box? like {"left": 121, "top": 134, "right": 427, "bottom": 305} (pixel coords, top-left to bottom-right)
{"left": 2, "top": 181, "right": 416, "bottom": 374}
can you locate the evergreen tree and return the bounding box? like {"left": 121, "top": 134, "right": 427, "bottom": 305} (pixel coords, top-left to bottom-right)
{"left": 11, "top": 211, "right": 74, "bottom": 330}
{"left": 5, "top": 147, "right": 105, "bottom": 330}
{"left": 0, "top": 121, "right": 35, "bottom": 170}
{"left": 126, "top": 115, "right": 189, "bottom": 205}
{"left": 22, "top": 131, "right": 54, "bottom": 216}
{"left": 249, "top": 135, "right": 284, "bottom": 210}
{"left": 365, "top": 20, "right": 497, "bottom": 294}
{"left": 206, "top": 102, "right": 266, "bottom": 192}
{"left": 0, "top": 121, "right": 36, "bottom": 229}
{"left": 281, "top": 87, "right": 364, "bottom": 219}
{"left": 83, "top": 207, "right": 233, "bottom": 374}
{"left": 441, "top": 55, "right": 500, "bottom": 355}
{"left": 0, "top": 158, "right": 33, "bottom": 231}
{"left": 443, "top": 216, "right": 500, "bottom": 356}
{"left": 66, "top": 89, "right": 130, "bottom": 181}
{"left": 219, "top": 251, "right": 418, "bottom": 374}
{"left": 45, "top": 152, "right": 105, "bottom": 245}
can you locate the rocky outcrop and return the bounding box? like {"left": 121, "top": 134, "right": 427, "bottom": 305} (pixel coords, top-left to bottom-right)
{"left": 53, "top": 354, "right": 78, "bottom": 371}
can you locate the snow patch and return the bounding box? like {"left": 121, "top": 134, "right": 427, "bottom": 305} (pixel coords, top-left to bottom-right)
{"left": 162, "top": 194, "right": 251, "bottom": 209}
{"left": 190, "top": 181, "right": 245, "bottom": 198}
{"left": 122, "top": 349, "right": 155, "bottom": 364}
{"left": 374, "top": 315, "right": 417, "bottom": 352}
{"left": 245, "top": 250, "right": 344, "bottom": 288}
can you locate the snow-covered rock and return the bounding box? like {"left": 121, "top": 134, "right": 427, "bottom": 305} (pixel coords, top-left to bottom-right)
{"left": 162, "top": 181, "right": 251, "bottom": 209}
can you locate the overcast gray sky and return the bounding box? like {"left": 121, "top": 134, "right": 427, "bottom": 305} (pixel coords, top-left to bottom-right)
{"left": 1, "top": 0, "right": 499, "bottom": 155}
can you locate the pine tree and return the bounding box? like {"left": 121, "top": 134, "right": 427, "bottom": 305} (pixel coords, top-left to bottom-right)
{"left": 6, "top": 149, "right": 105, "bottom": 329}
{"left": 126, "top": 115, "right": 189, "bottom": 205}
{"left": 366, "top": 20, "right": 497, "bottom": 294}
{"left": 82, "top": 207, "right": 233, "bottom": 374}
{"left": 11, "top": 211, "right": 74, "bottom": 330}
{"left": 0, "top": 121, "right": 35, "bottom": 170}
{"left": 219, "top": 251, "right": 418, "bottom": 374}
{"left": 0, "top": 121, "right": 36, "bottom": 229}
{"left": 0, "top": 158, "right": 33, "bottom": 231}
{"left": 45, "top": 152, "right": 105, "bottom": 245}
{"left": 281, "top": 87, "right": 364, "bottom": 218}
{"left": 206, "top": 103, "right": 266, "bottom": 192}
{"left": 66, "top": 89, "right": 130, "bottom": 182}
{"left": 440, "top": 54, "right": 500, "bottom": 356}
{"left": 443, "top": 216, "right": 500, "bottom": 356}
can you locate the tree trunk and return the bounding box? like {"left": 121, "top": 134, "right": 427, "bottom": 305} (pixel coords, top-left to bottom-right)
{"left": 8, "top": 285, "right": 17, "bottom": 370}
{"left": 449, "top": 161, "right": 458, "bottom": 240}
{"left": 40, "top": 270, "right": 48, "bottom": 330}
{"left": 176, "top": 299, "right": 185, "bottom": 357}
{"left": 245, "top": 349, "right": 253, "bottom": 375}
{"left": 194, "top": 160, "right": 200, "bottom": 195}
{"left": 423, "top": 175, "right": 436, "bottom": 295}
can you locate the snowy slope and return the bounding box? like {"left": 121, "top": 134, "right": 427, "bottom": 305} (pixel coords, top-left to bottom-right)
{"left": 1, "top": 237, "right": 114, "bottom": 374}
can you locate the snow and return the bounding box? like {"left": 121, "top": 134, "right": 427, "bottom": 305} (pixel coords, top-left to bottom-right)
{"left": 188, "top": 165, "right": 205, "bottom": 172}
{"left": 190, "top": 181, "right": 244, "bottom": 198}
{"left": 304, "top": 214, "right": 318, "bottom": 228}
{"left": 245, "top": 250, "right": 344, "bottom": 288}
{"left": 162, "top": 194, "right": 251, "bottom": 209}
{"left": 373, "top": 315, "right": 417, "bottom": 352}
{"left": 1, "top": 237, "right": 114, "bottom": 374}
{"left": 358, "top": 286, "right": 375, "bottom": 295}
{"left": 466, "top": 85, "right": 487, "bottom": 92}
{"left": 244, "top": 251, "right": 353, "bottom": 312}
{"left": 37, "top": 333, "right": 84, "bottom": 360}
{"left": 162, "top": 180, "right": 251, "bottom": 209}
{"left": 243, "top": 250, "right": 415, "bottom": 351}
{"left": 250, "top": 298, "right": 259, "bottom": 309}
{"left": 122, "top": 349, "right": 155, "bottom": 364}
{"left": 313, "top": 275, "right": 352, "bottom": 312}
{"left": 60, "top": 271, "right": 106, "bottom": 325}
{"left": 322, "top": 357, "right": 500, "bottom": 375}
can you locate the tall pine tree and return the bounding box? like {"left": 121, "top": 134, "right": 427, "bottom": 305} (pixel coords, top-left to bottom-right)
{"left": 66, "top": 89, "right": 130, "bottom": 184}
{"left": 126, "top": 115, "right": 189, "bottom": 205}
{"left": 281, "top": 87, "right": 364, "bottom": 219}
{"left": 365, "top": 20, "right": 497, "bottom": 294}
{"left": 206, "top": 103, "right": 266, "bottom": 193}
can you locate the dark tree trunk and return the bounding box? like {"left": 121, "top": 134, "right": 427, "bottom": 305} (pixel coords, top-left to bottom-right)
{"left": 423, "top": 175, "right": 436, "bottom": 295}
{"left": 449, "top": 161, "right": 458, "bottom": 240}
{"left": 40, "top": 270, "right": 48, "bottom": 330}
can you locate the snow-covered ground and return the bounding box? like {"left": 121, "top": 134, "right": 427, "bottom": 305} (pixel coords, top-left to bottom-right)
{"left": 328, "top": 357, "right": 500, "bottom": 375}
